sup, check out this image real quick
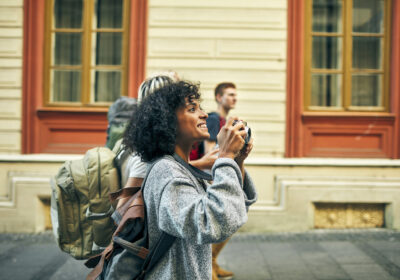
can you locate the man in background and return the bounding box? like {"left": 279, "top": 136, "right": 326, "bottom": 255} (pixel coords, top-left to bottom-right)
{"left": 206, "top": 82, "right": 237, "bottom": 280}
{"left": 205, "top": 82, "right": 237, "bottom": 153}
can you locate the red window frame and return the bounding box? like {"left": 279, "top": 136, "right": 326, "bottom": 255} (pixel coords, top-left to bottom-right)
{"left": 22, "top": 0, "right": 147, "bottom": 154}
{"left": 286, "top": 0, "right": 400, "bottom": 158}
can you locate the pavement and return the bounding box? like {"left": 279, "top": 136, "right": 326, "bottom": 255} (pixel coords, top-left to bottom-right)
{"left": 0, "top": 229, "right": 399, "bottom": 280}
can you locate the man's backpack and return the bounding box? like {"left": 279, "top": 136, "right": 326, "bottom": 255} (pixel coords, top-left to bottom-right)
{"left": 50, "top": 142, "right": 127, "bottom": 259}
{"left": 105, "top": 97, "right": 137, "bottom": 150}
{"left": 85, "top": 159, "right": 176, "bottom": 280}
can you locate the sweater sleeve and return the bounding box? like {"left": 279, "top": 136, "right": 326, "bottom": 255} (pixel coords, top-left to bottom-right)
{"left": 156, "top": 158, "right": 249, "bottom": 245}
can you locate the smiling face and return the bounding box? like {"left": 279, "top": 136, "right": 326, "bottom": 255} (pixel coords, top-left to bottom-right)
{"left": 175, "top": 97, "right": 209, "bottom": 147}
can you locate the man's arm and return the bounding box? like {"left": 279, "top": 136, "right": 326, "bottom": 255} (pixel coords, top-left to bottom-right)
{"left": 116, "top": 177, "right": 144, "bottom": 208}
{"left": 204, "top": 140, "right": 217, "bottom": 154}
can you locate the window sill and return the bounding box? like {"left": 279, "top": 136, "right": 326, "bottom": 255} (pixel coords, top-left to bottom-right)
{"left": 302, "top": 111, "right": 395, "bottom": 119}
{"left": 37, "top": 107, "right": 108, "bottom": 113}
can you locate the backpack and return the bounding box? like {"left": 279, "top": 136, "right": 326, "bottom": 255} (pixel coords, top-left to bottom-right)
{"left": 50, "top": 141, "right": 127, "bottom": 259}
{"left": 85, "top": 159, "right": 176, "bottom": 280}
{"left": 105, "top": 97, "right": 137, "bottom": 150}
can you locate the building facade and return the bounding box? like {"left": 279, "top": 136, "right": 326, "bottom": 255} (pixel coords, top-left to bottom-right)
{"left": 0, "top": 0, "right": 399, "bottom": 232}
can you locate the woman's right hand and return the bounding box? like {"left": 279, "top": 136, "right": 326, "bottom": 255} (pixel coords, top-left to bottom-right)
{"left": 217, "top": 117, "right": 247, "bottom": 159}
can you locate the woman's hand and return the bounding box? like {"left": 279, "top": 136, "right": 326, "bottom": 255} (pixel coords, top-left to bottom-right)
{"left": 217, "top": 117, "right": 247, "bottom": 159}
{"left": 190, "top": 148, "right": 219, "bottom": 170}
{"left": 235, "top": 137, "right": 253, "bottom": 166}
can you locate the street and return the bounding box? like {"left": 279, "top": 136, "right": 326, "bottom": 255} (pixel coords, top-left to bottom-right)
{"left": 0, "top": 229, "right": 399, "bottom": 280}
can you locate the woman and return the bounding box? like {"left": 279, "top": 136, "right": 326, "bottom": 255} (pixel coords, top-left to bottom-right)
{"left": 123, "top": 80, "right": 257, "bottom": 279}
{"left": 118, "top": 75, "right": 220, "bottom": 209}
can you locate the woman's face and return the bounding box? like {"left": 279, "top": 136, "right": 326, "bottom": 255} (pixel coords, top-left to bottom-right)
{"left": 176, "top": 98, "right": 209, "bottom": 145}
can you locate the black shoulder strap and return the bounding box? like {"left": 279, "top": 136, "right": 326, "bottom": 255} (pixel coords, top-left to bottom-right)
{"left": 139, "top": 232, "right": 176, "bottom": 279}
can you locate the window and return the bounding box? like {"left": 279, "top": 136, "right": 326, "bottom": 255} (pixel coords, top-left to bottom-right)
{"left": 305, "top": 0, "right": 390, "bottom": 111}
{"left": 44, "top": 0, "right": 130, "bottom": 106}
{"left": 286, "top": 0, "right": 400, "bottom": 158}
{"left": 22, "top": 0, "right": 147, "bottom": 154}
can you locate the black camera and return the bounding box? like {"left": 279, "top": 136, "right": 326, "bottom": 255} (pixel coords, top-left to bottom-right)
{"left": 233, "top": 120, "right": 251, "bottom": 145}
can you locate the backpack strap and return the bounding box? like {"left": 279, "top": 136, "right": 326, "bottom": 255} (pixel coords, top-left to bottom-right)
{"left": 137, "top": 232, "right": 176, "bottom": 280}
{"left": 85, "top": 157, "right": 177, "bottom": 279}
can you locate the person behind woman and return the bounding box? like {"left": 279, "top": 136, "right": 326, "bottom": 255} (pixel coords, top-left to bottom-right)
{"left": 123, "top": 80, "right": 257, "bottom": 279}
{"left": 117, "top": 75, "right": 175, "bottom": 208}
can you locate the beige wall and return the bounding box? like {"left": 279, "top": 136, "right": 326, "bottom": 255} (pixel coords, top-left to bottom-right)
{"left": 147, "top": 0, "right": 287, "bottom": 158}
{"left": 0, "top": 0, "right": 23, "bottom": 154}
{"left": 243, "top": 159, "right": 400, "bottom": 232}
{"left": 1, "top": 155, "right": 400, "bottom": 233}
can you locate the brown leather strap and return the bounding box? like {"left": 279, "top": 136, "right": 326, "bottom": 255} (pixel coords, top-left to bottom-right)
{"left": 109, "top": 186, "right": 141, "bottom": 202}
{"left": 86, "top": 244, "right": 114, "bottom": 280}
{"left": 114, "top": 193, "right": 145, "bottom": 236}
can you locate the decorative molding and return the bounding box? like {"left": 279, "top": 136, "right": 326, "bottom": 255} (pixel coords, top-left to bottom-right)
{"left": 36, "top": 111, "right": 107, "bottom": 154}
{"left": 0, "top": 172, "right": 52, "bottom": 208}
{"left": 302, "top": 117, "right": 394, "bottom": 158}
{"left": 252, "top": 175, "right": 400, "bottom": 211}
{"left": 314, "top": 203, "right": 384, "bottom": 229}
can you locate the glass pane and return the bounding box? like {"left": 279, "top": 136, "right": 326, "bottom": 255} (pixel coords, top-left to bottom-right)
{"left": 311, "top": 74, "right": 342, "bottom": 107}
{"left": 312, "top": 0, "right": 342, "bottom": 33}
{"left": 52, "top": 70, "right": 81, "bottom": 102}
{"left": 352, "top": 74, "right": 382, "bottom": 106}
{"left": 54, "top": 0, "right": 83, "bottom": 29}
{"left": 93, "top": 71, "right": 121, "bottom": 102}
{"left": 353, "top": 37, "right": 382, "bottom": 69}
{"left": 53, "top": 33, "right": 82, "bottom": 65}
{"left": 353, "top": 0, "right": 384, "bottom": 33}
{"left": 312, "top": 36, "right": 342, "bottom": 69}
{"left": 94, "top": 0, "right": 123, "bottom": 28}
{"left": 93, "top": 33, "right": 122, "bottom": 65}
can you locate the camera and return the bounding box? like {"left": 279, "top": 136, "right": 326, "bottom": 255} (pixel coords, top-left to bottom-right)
{"left": 232, "top": 120, "right": 251, "bottom": 145}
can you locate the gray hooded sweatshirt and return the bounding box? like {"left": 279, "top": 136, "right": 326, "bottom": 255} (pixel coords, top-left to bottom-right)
{"left": 143, "top": 155, "right": 257, "bottom": 279}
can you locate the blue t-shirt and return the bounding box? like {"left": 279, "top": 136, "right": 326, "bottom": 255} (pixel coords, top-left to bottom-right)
{"left": 206, "top": 112, "right": 225, "bottom": 142}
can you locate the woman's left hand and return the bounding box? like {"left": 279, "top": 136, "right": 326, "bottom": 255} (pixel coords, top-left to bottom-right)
{"left": 235, "top": 137, "right": 253, "bottom": 166}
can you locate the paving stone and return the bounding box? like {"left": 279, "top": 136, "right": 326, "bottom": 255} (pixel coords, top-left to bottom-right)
{"left": 257, "top": 242, "right": 317, "bottom": 280}
{"left": 341, "top": 264, "right": 397, "bottom": 280}
{"left": 292, "top": 241, "right": 350, "bottom": 280}
{"left": 355, "top": 241, "right": 400, "bottom": 279}
{"left": 0, "top": 243, "right": 67, "bottom": 280}
{"left": 368, "top": 240, "right": 400, "bottom": 268}
{"left": 49, "top": 257, "right": 91, "bottom": 280}
{"left": 0, "top": 242, "right": 17, "bottom": 256}
{"left": 319, "top": 241, "right": 375, "bottom": 264}
{"left": 219, "top": 240, "right": 272, "bottom": 280}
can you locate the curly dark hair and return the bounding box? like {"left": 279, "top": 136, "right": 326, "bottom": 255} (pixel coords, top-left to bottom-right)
{"left": 123, "top": 80, "right": 201, "bottom": 162}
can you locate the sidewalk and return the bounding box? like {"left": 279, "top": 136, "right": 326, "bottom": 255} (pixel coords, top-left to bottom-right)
{"left": 0, "top": 229, "right": 399, "bottom": 280}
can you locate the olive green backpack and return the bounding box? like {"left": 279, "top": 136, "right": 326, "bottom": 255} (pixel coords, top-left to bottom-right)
{"left": 50, "top": 140, "right": 128, "bottom": 259}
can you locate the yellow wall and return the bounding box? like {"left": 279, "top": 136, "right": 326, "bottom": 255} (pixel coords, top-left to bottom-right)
{"left": 147, "top": 0, "right": 287, "bottom": 158}
{"left": 0, "top": 0, "right": 23, "bottom": 154}
{"left": 1, "top": 156, "right": 400, "bottom": 233}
